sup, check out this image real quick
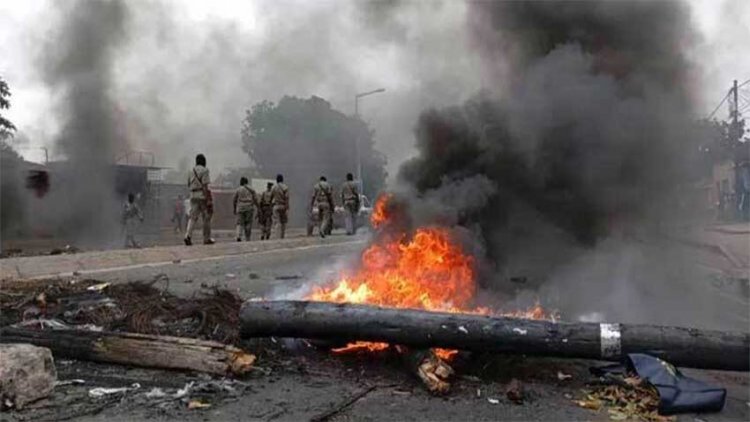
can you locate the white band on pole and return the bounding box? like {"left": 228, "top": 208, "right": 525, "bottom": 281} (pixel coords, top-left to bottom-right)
{"left": 600, "top": 323, "right": 622, "bottom": 358}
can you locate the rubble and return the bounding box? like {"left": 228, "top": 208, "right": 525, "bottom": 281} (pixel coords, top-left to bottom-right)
{"left": 0, "top": 343, "right": 57, "bottom": 409}
{"left": 575, "top": 377, "right": 674, "bottom": 422}
{"left": 0, "top": 277, "right": 244, "bottom": 344}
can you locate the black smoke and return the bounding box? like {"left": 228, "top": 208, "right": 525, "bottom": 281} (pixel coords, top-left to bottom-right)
{"left": 398, "top": 0, "right": 699, "bottom": 265}
{"left": 40, "top": 0, "right": 129, "bottom": 244}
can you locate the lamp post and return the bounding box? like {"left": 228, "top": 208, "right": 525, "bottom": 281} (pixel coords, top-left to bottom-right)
{"left": 354, "top": 88, "right": 385, "bottom": 196}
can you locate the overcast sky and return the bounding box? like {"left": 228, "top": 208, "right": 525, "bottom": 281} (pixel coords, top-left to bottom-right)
{"left": 1, "top": 0, "right": 748, "bottom": 174}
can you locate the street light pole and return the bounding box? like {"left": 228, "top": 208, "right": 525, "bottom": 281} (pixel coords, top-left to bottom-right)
{"left": 353, "top": 88, "right": 385, "bottom": 197}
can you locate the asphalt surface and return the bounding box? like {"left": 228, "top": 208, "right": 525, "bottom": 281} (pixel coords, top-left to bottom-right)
{"left": 87, "top": 234, "right": 367, "bottom": 300}
{"left": 2, "top": 228, "right": 748, "bottom": 421}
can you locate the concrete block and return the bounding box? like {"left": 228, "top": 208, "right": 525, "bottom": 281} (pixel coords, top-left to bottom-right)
{"left": 0, "top": 343, "right": 57, "bottom": 409}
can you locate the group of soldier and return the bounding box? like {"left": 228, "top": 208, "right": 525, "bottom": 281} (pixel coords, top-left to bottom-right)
{"left": 174, "top": 153, "right": 359, "bottom": 246}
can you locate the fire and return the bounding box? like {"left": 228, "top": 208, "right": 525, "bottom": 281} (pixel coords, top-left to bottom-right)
{"left": 309, "top": 227, "right": 476, "bottom": 312}
{"left": 308, "top": 192, "right": 552, "bottom": 359}
{"left": 370, "top": 193, "right": 392, "bottom": 229}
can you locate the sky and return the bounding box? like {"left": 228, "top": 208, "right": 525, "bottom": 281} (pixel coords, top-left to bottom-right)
{"left": 1, "top": 0, "right": 748, "bottom": 176}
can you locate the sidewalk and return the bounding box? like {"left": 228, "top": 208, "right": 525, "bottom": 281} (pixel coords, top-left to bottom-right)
{"left": 667, "top": 224, "right": 749, "bottom": 272}
{"left": 0, "top": 234, "right": 366, "bottom": 281}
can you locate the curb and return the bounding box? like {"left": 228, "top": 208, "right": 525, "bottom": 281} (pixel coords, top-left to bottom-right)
{"left": 1, "top": 236, "right": 366, "bottom": 281}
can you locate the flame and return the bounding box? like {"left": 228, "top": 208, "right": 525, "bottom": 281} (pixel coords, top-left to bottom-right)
{"left": 308, "top": 192, "right": 553, "bottom": 359}
{"left": 370, "top": 193, "right": 392, "bottom": 229}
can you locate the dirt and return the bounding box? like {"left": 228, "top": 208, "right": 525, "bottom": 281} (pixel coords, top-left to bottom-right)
{"left": 2, "top": 339, "right": 748, "bottom": 422}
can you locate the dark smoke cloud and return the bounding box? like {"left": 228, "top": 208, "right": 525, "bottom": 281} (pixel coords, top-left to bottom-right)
{"left": 397, "top": 1, "right": 701, "bottom": 283}
{"left": 40, "top": 0, "right": 129, "bottom": 243}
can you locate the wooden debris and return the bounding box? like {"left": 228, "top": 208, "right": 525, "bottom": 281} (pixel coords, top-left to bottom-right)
{"left": 405, "top": 349, "right": 454, "bottom": 395}
{"left": 240, "top": 300, "right": 750, "bottom": 371}
{"left": 0, "top": 328, "right": 255, "bottom": 376}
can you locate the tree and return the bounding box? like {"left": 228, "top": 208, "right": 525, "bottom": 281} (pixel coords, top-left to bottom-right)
{"left": 1, "top": 76, "right": 16, "bottom": 141}
{"left": 241, "top": 96, "right": 387, "bottom": 223}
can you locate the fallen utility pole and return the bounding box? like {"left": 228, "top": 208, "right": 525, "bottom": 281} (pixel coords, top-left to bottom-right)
{"left": 0, "top": 328, "right": 256, "bottom": 376}
{"left": 240, "top": 301, "right": 750, "bottom": 371}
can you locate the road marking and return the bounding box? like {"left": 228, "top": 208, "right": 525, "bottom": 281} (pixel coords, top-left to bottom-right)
{"left": 25, "top": 240, "right": 367, "bottom": 280}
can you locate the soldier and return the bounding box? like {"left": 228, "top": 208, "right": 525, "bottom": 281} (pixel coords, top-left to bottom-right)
{"left": 271, "top": 174, "right": 290, "bottom": 239}
{"left": 258, "top": 182, "right": 274, "bottom": 240}
{"left": 310, "top": 176, "right": 334, "bottom": 238}
{"left": 340, "top": 173, "right": 360, "bottom": 235}
{"left": 233, "top": 177, "right": 258, "bottom": 242}
{"left": 184, "top": 153, "right": 214, "bottom": 246}
{"left": 122, "top": 193, "right": 144, "bottom": 248}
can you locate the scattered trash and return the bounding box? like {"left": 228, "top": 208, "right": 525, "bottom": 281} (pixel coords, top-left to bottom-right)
{"left": 86, "top": 283, "right": 110, "bottom": 292}
{"left": 72, "top": 271, "right": 81, "bottom": 276}
{"left": 275, "top": 274, "right": 302, "bottom": 280}
{"left": 174, "top": 382, "right": 194, "bottom": 399}
{"left": 557, "top": 371, "right": 573, "bottom": 381}
{"left": 144, "top": 388, "right": 166, "bottom": 398}
{"left": 183, "top": 279, "right": 193, "bottom": 284}
{"left": 512, "top": 328, "right": 528, "bottom": 335}
{"left": 172, "top": 259, "right": 182, "bottom": 264}
{"left": 225, "top": 273, "right": 237, "bottom": 279}
{"left": 458, "top": 326, "right": 469, "bottom": 334}
{"left": 248, "top": 273, "right": 259, "bottom": 280}
{"left": 509, "top": 276, "right": 527, "bottom": 284}
{"left": 476, "top": 389, "right": 481, "bottom": 398}
{"left": 89, "top": 383, "right": 140, "bottom": 398}
{"left": 506, "top": 379, "right": 524, "bottom": 404}
{"left": 55, "top": 379, "right": 85, "bottom": 386}
{"left": 13, "top": 318, "right": 103, "bottom": 332}
{"left": 487, "top": 398, "right": 500, "bottom": 405}
{"left": 589, "top": 354, "right": 726, "bottom": 416}
{"left": 187, "top": 399, "right": 211, "bottom": 410}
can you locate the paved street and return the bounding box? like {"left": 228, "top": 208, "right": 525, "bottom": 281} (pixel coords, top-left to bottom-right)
{"left": 1, "top": 226, "right": 748, "bottom": 422}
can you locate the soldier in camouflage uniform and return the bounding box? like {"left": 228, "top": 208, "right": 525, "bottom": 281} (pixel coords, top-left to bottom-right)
{"left": 184, "top": 154, "right": 214, "bottom": 245}
{"left": 271, "top": 174, "right": 290, "bottom": 239}
{"left": 340, "top": 173, "right": 360, "bottom": 235}
{"left": 233, "top": 177, "right": 258, "bottom": 241}
{"left": 310, "top": 176, "right": 334, "bottom": 238}
{"left": 258, "top": 182, "right": 274, "bottom": 240}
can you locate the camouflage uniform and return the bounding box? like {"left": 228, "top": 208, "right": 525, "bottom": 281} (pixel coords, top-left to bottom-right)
{"left": 258, "top": 188, "right": 274, "bottom": 240}
{"left": 185, "top": 165, "right": 212, "bottom": 244}
{"left": 233, "top": 184, "right": 258, "bottom": 241}
{"left": 311, "top": 180, "right": 334, "bottom": 238}
{"left": 340, "top": 180, "right": 360, "bottom": 235}
{"left": 271, "top": 182, "right": 290, "bottom": 239}
{"left": 122, "top": 201, "right": 144, "bottom": 248}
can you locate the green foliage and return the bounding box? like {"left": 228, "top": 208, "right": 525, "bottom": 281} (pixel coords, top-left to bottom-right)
{"left": 0, "top": 76, "right": 17, "bottom": 140}
{"left": 241, "top": 95, "right": 387, "bottom": 202}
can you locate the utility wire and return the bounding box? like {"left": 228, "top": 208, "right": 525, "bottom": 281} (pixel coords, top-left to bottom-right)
{"left": 737, "top": 78, "right": 750, "bottom": 89}
{"left": 707, "top": 90, "right": 731, "bottom": 119}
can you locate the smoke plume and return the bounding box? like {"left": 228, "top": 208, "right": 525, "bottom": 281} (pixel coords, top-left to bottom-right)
{"left": 39, "top": 0, "right": 129, "bottom": 244}
{"left": 393, "top": 1, "right": 712, "bottom": 325}
{"left": 400, "top": 0, "right": 697, "bottom": 245}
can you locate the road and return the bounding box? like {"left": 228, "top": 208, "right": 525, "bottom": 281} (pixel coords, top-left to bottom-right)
{"left": 1, "top": 227, "right": 748, "bottom": 422}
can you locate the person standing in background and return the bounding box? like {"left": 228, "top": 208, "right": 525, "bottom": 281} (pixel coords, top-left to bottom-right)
{"left": 258, "top": 182, "right": 274, "bottom": 240}
{"left": 171, "top": 194, "right": 185, "bottom": 235}
{"left": 122, "top": 193, "right": 144, "bottom": 248}
{"left": 184, "top": 154, "right": 214, "bottom": 245}
{"left": 340, "top": 173, "right": 360, "bottom": 235}
{"left": 233, "top": 177, "right": 258, "bottom": 241}
{"left": 271, "top": 174, "right": 290, "bottom": 239}
{"left": 310, "top": 176, "right": 334, "bottom": 238}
